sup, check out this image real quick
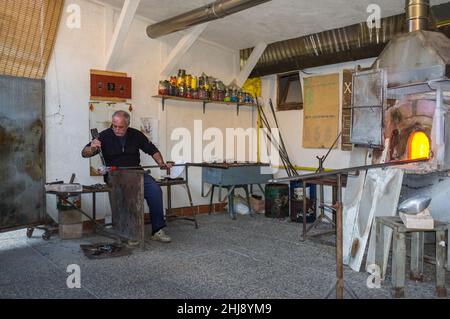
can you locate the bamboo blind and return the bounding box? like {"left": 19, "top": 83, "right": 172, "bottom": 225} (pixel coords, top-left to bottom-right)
{"left": 0, "top": 0, "right": 64, "bottom": 79}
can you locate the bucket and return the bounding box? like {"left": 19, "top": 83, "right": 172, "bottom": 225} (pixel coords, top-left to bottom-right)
{"left": 290, "top": 181, "right": 316, "bottom": 223}
{"left": 265, "top": 183, "right": 289, "bottom": 218}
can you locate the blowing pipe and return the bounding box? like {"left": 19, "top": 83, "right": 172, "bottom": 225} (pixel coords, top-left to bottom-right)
{"left": 146, "top": 0, "right": 271, "bottom": 39}
{"left": 406, "top": 0, "right": 430, "bottom": 32}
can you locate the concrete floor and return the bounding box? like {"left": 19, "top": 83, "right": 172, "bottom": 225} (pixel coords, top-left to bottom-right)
{"left": 0, "top": 213, "right": 448, "bottom": 299}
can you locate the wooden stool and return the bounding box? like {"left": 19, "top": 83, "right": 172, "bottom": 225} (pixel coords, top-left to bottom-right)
{"left": 375, "top": 216, "right": 448, "bottom": 298}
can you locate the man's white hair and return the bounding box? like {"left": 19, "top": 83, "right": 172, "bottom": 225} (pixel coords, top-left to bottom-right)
{"left": 112, "top": 110, "right": 130, "bottom": 126}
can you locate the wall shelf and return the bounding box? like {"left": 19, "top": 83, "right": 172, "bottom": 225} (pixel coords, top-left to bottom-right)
{"left": 152, "top": 95, "right": 256, "bottom": 115}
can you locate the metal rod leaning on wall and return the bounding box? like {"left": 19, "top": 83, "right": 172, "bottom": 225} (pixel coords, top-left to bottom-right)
{"left": 268, "top": 98, "right": 298, "bottom": 176}
{"left": 259, "top": 110, "right": 295, "bottom": 176}
{"left": 255, "top": 97, "right": 296, "bottom": 176}
{"left": 271, "top": 157, "right": 428, "bottom": 299}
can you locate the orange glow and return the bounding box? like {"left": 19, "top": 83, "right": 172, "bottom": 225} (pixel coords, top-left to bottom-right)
{"left": 408, "top": 131, "right": 430, "bottom": 160}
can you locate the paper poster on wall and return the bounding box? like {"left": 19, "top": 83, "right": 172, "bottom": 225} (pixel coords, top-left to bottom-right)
{"left": 140, "top": 117, "right": 159, "bottom": 146}
{"left": 302, "top": 73, "right": 340, "bottom": 149}
{"left": 88, "top": 102, "right": 133, "bottom": 176}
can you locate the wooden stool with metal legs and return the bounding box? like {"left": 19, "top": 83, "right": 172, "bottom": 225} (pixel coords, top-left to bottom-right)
{"left": 157, "top": 165, "right": 198, "bottom": 228}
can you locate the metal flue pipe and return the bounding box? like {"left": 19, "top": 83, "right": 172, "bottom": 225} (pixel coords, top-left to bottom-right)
{"left": 146, "top": 0, "right": 271, "bottom": 39}
{"left": 406, "top": 0, "right": 430, "bottom": 32}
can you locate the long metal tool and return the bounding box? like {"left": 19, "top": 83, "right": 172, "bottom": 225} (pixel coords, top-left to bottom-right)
{"left": 270, "top": 158, "right": 427, "bottom": 183}
{"left": 90, "top": 128, "right": 106, "bottom": 166}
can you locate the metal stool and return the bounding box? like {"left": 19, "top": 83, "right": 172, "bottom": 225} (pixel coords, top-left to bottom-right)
{"left": 375, "top": 216, "right": 448, "bottom": 298}
{"left": 158, "top": 178, "right": 198, "bottom": 229}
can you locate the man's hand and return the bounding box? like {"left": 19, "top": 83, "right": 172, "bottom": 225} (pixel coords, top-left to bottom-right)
{"left": 159, "top": 162, "right": 173, "bottom": 170}
{"left": 82, "top": 139, "right": 101, "bottom": 158}
{"left": 91, "top": 138, "right": 101, "bottom": 150}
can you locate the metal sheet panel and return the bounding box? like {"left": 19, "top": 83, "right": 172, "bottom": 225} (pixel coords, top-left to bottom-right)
{"left": 350, "top": 107, "right": 383, "bottom": 147}
{"left": 348, "top": 168, "right": 404, "bottom": 273}
{"left": 352, "top": 70, "right": 384, "bottom": 107}
{"left": 350, "top": 70, "right": 384, "bottom": 147}
{"left": 0, "top": 75, "right": 45, "bottom": 231}
{"left": 343, "top": 147, "right": 371, "bottom": 265}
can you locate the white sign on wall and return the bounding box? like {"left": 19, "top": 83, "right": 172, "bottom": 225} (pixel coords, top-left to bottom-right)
{"left": 140, "top": 117, "right": 159, "bottom": 146}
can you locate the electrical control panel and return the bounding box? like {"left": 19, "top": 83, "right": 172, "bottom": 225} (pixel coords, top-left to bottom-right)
{"left": 90, "top": 70, "right": 132, "bottom": 100}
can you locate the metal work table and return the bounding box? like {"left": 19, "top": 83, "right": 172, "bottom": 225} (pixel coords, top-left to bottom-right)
{"left": 46, "top": 184, "right": 111, "bottom": 220}
{"left": 191, "top": 162, "right": 273, "bottom": 219}
{"left": 32, "top": 185, "right": 111, "bottom": 240}
{"left": 300, "top": 175, "right": 348, "bottom": 242}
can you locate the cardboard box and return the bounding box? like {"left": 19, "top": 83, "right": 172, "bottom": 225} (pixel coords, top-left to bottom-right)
{"left": 250, "top": 197, "right": 265, "bottom": 214}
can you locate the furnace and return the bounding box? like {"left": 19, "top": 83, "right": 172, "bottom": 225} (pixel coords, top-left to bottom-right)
{"left": 350, "top": 0, "right": 450, "bottom": 268}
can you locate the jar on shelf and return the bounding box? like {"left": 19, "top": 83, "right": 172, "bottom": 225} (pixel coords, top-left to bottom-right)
{"left": 230, "top": 89, "right": 238, "bottom": 102}
{"left": 245, "top": 93, "right": 254, "bottom": 104}
{"left": 169, "top": 76, "right": 177, "bottom": 87}
{"left": 178, "top": 84, "right": 186, "bottom": 97}
{"left": 224, "top": 89, "right": 231, "bottom": 102}
{"left": 210, "top": 82, "right": 219, "bottom": 101}
{"left": 186, "top": 88, "right": 193, "bottom": 99}
{"left": 192, "top": 88, "right": 198, "bottom": 99}
{"left": 191, "top": 76, "right": 198, "bottom": 90}
{"left": 218, "top": 90, "right": 225, "bottom": 101}
{"left": 177, "top": 70, "right": 186, "bottom": 87}
{"left": 168, "top": 84, "right": 178, "bottom": 96}
{"left": 158, "top": 80, "right": 169, "bottom": 96}
{"left": 198, "top": 74, "right": 205, "bottom": 88}
{"left": 186, "top": 74, "right": 192, "bottom": 89}
{"left": 238, "top": 90, "right": 245, "bottom": 103}
{"left": 198, "top": 88, "right": 206, "bottom": 100}
{"left": 177, "top": 69, "right": 186, "bottom": 80}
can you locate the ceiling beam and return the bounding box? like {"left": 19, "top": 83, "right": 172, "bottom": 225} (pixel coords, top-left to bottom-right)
{"left": 105, "top": 0, "right": 140, "bottom": 70}
{"left": 236, "top": 42, "right": 267, "bottom": 87}
{"left": 160, "top": 23, "right": 209, "bottom": 78}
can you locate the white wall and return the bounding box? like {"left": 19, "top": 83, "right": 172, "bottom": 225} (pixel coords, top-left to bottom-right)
{"left": 45, "top": 0, "right": 252, "bottom": 220}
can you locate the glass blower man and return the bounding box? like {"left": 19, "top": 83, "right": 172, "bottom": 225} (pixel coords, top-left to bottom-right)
{"left": 82, "top": 110, "right": 172, "bottom": 243}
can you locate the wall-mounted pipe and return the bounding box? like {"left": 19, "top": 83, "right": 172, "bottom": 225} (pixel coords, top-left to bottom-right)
{"left": 146, "top": 0, "right": 271, "bottom": 39}
{"left": 406, "top": 0, "right": 430, "bottom": 32}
